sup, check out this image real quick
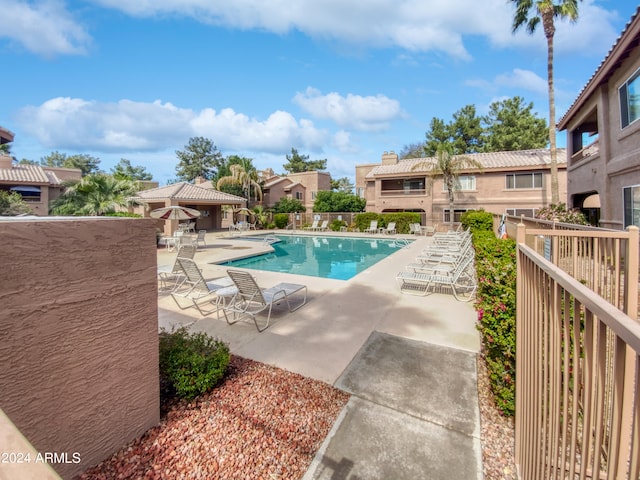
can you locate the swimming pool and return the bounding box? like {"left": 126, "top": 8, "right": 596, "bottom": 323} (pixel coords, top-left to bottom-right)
{"left": 219, "top": 234, "right": 410, "bottom": 280}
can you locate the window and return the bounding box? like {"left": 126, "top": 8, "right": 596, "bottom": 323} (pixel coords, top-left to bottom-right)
{"left": 356, "top": 187, "right": 365, "bottom": 198}
{"left": 443, "top": 208, "right": 469, "bottom": 222}
{"left": 623, "top": 184, "right": 640, "bottom": 227}
{"left": 505, "top": 208, "right": 537, "bottom": 218}
{"left": 295, "top": 191, "right": 303, "bottom": 200}
{"left": 10, "top": 185, "right": 41, "bottom": 202}
{"left": 442, "top": 175, "right": 476, "bottom": 192}
{"left": 311, "top": 191, "right": 317, "bottom": 200}
{"left": 619, "top": 68, "right": 640, "bottom": 129}
{"left": 505, "top": 172, "right": 542, "bottom": 189}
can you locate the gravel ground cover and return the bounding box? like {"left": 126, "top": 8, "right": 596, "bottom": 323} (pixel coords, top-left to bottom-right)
{"left": 78, "top": 354, "right": 515, "bottom": 480}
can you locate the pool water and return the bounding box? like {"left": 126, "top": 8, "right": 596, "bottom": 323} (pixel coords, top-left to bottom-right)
{"left": 220, "top": 234, "right": 410, "bottom": 280}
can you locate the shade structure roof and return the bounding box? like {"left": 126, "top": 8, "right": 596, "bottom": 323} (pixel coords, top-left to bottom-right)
{"left": 133, "top": 182, "right": 246, "bottom": 205}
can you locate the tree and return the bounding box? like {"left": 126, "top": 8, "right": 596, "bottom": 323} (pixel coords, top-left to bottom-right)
{"left": 313, "top": 191, "right": 366, "bottom": 212}
{"left": 49, "top": 173, "right": 141, "bottom": 216}
{"left": 412, "top": 147, "right": 483, "bottom": 223}
{"left": 331, "top": 177, "right": 354, "bottom": 193}
{"left": 217, "top": 164, "right": 263, "bottom": 202}
{"left": 0, "top": 190, "right": 33, "bottom": 215}
{"left": 273, "top": 197, "right": 305, "bottom": 213}
{"left": 111, "top": 159, "right": 153, "bottom": 181}
{"left": 399, "top": 143, "right": 426, "bottom": 159}
{"left": 175, "top": 137, "right": 223, "bottom": 182}
{"left": 282, "top": 148, "right": 327, "bottom": 173}
{"left": 424, "top": 105, "right": 484, "bottom": 156}
{"left": 482, "top": 96, "right": 548, "bottom": 151}
{"left": 41, "top": 151, "right": 101, "bottom": 176}
{"left": 511, "top": 0, "right": 581, "bottom": 204}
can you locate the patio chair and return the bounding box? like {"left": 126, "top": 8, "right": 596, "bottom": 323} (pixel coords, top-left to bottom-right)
{"left": 305, "top": 220, "right": 319, "bottom": 231}
{"left": 396, "top": 255, "right": 476, "bottom": 301}
{"left": 382, "top": 222, "right": 396, "bottom": 234}
{"left": 364, "top": 220, "right": 378, "bottom": 234}
{"left": 318, "top": 220, "right": 329, "bottom": 231}
{"left": 195, "top": 230, "right": 206, "bottom": 247}
{"left": 409, "top": 223, "right": 423, "bottom": 235}
{"left": 170, "top": 258, "right": 236, "bottom": 316}
{"left": 222, "top": 269, "right": 307, "bottom": 332}
{"left": 158, "top": 244, "right": 197, "bottom": 290}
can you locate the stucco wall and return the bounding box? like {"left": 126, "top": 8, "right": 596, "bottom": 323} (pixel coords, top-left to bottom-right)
{"left": 0, "top": 217, "right": 159, "bottom": 479}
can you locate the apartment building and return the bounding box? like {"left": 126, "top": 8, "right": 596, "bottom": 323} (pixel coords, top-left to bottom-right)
{"left": 261, "top": 170, "right": 331, "bottom": 213}
{"left": 355, "top": 149, "right": 567, "bottom": 222}
{"left": 558, "top": 7, "right": 640, "bottom": 229}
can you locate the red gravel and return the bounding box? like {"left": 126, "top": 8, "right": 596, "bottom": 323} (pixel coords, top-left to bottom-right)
{"left": 78, "top": 354, "right": 516, "bottom": 480}
{"left": 77, "top": 356, "right": 349, "bottom": 480}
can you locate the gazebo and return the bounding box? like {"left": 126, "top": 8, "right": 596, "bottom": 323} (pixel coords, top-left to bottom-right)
{"left": 133, "top": 182, "right": 246, "bottom": 236}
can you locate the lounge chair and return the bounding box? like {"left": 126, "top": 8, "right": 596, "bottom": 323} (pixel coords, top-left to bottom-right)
{"left": 409, "top": 223, "right": 423, "bottom": 235}
{"left": 195, "top": 230, "right": 206, "bottom": 247}
{"left": 318, "top": 220, "right": 329, "bottom": 231}
{"left": 305, "top": 220, "right": 320, "bottom": 231}
{"left": 170, "top": 258, "right": 236, "bottom": 315}
{"left": 158, "top": 244, "right": 197, "bottom": 290}
{"left": 222, "top": 269, "right": 307, "bottom": 332}
{"left": 364, "top": 220, "right": 379, "bottom": 234}
{"left": 382, "top": 222, "right": 396, "bottom": 234}
{"left": 396, "top": 255, "right": 476, "bottom": 301}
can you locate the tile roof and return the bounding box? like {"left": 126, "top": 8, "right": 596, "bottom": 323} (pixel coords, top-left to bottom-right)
{"left": 263, "top": 176, "right": 290, "bottom": 188}
{"left": 0, "top": 164, "right": 52, "bottom": 184}
{"left": 134, "top": 182, "right": 246, "bottom": 203}
{"left": 365, "top": 148, "right": 566, "bottom": 178}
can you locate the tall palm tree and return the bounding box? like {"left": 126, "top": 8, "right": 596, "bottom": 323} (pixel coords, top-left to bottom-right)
{"left": 50, "top": 173, "right": 142, "bottom": 216}
{"left": 511, "top": 0, "right": 580, "bottom": 204}
{"left": 216, "top": 164, "right": 263, "bottom": 203}
{"left": 412, "top": 148, "right": 483, "bottom": 223}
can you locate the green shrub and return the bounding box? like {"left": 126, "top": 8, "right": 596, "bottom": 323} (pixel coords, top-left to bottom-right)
{"left": 159, "top": 327, "right": 230, "bottom": 401}
{"left": 105, "top": 211, "right": 143, "bottom": 218}
{"left": 461, "top": 210, "right": 493, "bottom": 234}
{"left": 536, "top": 202, "right": 589, "bottom": 225}
{"left": 379, "top": 212, "right": 421, "bottom": 234}
{"left": 472, "top": 229, "right": 517, "bottom": 417}
{"left": 273, "top": 213, "right": 289, "bottom": 229}
{"left": 330, "top": 219, "right": 347, "bottom": 231}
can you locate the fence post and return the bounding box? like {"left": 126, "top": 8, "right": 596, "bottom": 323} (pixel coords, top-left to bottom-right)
{"left": 515, "top": 222, "right": 526, "bottom": 471}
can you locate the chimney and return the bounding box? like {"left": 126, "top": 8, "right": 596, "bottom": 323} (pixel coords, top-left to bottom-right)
{"left": 194, "top": 176, "right": 205, "bottom": 185}
{"left": 381, "top": 150, "right": 398, "bottom": 165}
{"left": 0, "top": 155, "right": 13, "bottom": 169}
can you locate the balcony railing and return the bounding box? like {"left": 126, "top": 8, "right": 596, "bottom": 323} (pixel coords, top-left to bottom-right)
{"left": 380, "top": 189, "right": 426, "bottom": 196}
{"left": 571, "top": 139, "right": 600, "bottom": 163}
{"left": 515, "top": 224, "right": 640, "bottom": 480}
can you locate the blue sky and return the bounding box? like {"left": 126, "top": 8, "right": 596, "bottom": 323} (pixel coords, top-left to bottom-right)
{"left": 1, "top": 0, "right": 638, "bottom": 185}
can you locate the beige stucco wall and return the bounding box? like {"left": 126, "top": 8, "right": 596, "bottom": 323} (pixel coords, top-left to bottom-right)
{"left": 0, "top": 217, "right": 159, "bottom": 479}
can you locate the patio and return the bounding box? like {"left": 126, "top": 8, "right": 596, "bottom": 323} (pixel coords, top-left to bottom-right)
{"left": 157, "top": 229, "right": 484, "bottom": 479}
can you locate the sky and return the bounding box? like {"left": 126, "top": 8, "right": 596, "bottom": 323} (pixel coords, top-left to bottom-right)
{"left": 1, "top": 0, "right": 638, "bottom": 186}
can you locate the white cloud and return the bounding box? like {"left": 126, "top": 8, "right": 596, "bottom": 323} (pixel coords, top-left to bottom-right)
{"left": 293, "top": 87, "right": 402, "bottom": 132}
{"left": 495, "top": 69, "right": 548, "bottom": 96}
{"left": 0, "top": 0, "right": 90, "bottom": 56}
{"left": 2, "top": 0, "right": 624, "bottom": 60}
{"left": 16, "top": 97, "right": 327, "bottom": 153}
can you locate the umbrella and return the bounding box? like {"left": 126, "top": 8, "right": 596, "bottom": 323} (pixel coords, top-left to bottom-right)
{"left": 233, "top": 207, "right": 254, "bottom": 216}
{"left": 150, "top": 206, "right": 201, "bottom": 220}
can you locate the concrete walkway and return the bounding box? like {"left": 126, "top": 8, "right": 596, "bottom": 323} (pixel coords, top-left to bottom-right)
{"left": 157, "top": 230, "right": 482, "bottom": 479}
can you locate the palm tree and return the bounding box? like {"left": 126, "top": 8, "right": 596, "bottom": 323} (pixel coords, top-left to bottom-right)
{"left": 216, "top": 164, "right": 263, "bottom": 203}
{"left": 511, "top": 0, "right": 580, "bottom": 204}
{"left": 412, "top": 148, "right": 483, "bottom": 223}
{"left": 50, "top": 173, "right": 142, "bottom": 216}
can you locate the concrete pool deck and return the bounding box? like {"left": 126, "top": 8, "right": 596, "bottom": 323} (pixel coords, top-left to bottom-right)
{"left": 157, "top": 229, "right": 483, "bottom": 479}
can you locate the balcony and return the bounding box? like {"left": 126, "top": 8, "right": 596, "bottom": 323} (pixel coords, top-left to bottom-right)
{"left": 570, "top": 138, "right": 600, "bottom": 163}
{"left": 380, "top": 188, "right": 426, "bottom": 196}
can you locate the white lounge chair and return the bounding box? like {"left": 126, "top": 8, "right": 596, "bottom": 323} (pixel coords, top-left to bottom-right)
{"left": 382, "top": 222, "right": 396, "bottom": 234}
{"left": 396, "top": 255, "right": 476, "bottom": 301}
{"left": 222, "top": 269, "right": 307, "bottom": 332}
{"left": 409, "top": 223, "right": 423, "bottom": 235}
{"left": 305, "top": 220, "right": 319, "bottom": 231}
{"left": 170, "top": 258, "right": 236, "bottom": 315}
{"left": 195, "top": 230, "right": 207, "bottom": 247}
{"left": 157, "top": 244, "right": 197, "bottom": 290}
{"left": 364, "top": 220, "right": 379, "bottom": 233}
{"left": 318, "top": 220, "right": 329, "bottom": 231}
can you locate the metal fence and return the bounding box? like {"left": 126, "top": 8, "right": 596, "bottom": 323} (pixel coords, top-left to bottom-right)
{"left": 515, "top": 223, "right": 640, "bottom": 480}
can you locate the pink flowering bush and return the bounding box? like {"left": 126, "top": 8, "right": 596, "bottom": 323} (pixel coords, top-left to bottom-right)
{"left": 468, "top": 227, "right": 517, "bottom": 417}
